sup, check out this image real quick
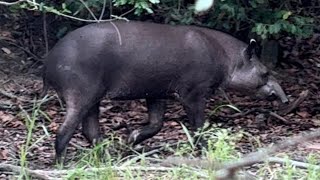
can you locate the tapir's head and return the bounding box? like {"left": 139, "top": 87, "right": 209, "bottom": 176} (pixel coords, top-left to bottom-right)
{"left": 226, "top": 39, "right": 288, "bottom": 103}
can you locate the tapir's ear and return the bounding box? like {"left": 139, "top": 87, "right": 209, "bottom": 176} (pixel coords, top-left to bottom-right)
{"left": 245, "top": 39, "right": 257, "bottom": 59}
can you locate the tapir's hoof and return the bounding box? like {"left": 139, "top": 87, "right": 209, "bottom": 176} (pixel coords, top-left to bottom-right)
{"left": 127, "top": 129, "right": 141, "bottom": 146}
{"left": 54, "top": 155, "right": 64, "bottom": 166}
{"left": 54, "top": 148, "right": 67, "bottom": 166}
{"left": 91, "top": 137, "right": 102, "bottom": 147}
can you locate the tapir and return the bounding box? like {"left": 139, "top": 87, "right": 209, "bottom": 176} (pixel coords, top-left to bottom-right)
{"left": 41, "top": 20, "right": 288, "bottom": 163}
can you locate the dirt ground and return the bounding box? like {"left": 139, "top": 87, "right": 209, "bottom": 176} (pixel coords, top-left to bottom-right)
{"left": 1, "top": 20, "right": 320, "bottom": 178}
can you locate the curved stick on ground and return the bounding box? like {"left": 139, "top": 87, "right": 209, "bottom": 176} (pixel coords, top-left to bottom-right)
{"left": 267, "top": 157, "right": 320, "bottom": 170}
{"left": 0, "top": 163, "right": 51, "bottom": 180}
{"left": 279, "top": 90, "right": 309, "bottom": 115}
{"left": 215, "top": 128, "right": 320, "bottom": 180}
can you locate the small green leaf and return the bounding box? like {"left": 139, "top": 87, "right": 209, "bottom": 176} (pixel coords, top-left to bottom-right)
{"left": 273, "top": 23, "right": 281, "bottom": 33}
{"left": 39, "top": 2, "right": 44, "bottom": 11}
{"left": 282, "top": 11, "right": 292, "bottom": 20}
{"left": 180, "top": 122, "right": 195, "bottom": 149}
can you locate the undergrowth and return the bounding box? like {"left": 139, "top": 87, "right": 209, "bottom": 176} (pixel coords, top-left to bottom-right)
{"left": 11, "top": 103, "right": 320, "bottom": 179}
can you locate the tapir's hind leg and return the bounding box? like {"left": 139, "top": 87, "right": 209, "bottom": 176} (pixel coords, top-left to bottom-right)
{"left": 127, "top": 99, "right": 165, "bottom": 145}
{"left": 55, "top": 88, "right": 105, "bottom": 164}
{"left": 82, "top": 102, "right": 101, "bottom": 145}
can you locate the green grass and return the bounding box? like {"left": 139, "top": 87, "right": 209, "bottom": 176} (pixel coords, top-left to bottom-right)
{"left": 17, "top": 97, "right": 50, "bottom": 180}
{"left": 13, "top": 102, "right": 320, "bottom": 180}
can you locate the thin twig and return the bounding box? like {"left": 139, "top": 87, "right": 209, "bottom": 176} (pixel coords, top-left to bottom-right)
{"left": 219, "top": 88, "right": 233, "bottom": 105}
{"left": 0, "top": 88, "right": 54, "bottom": 103}
{"left": 110, "top": 15, "right": 130, "bottom": 21}
{"left": 1, "top": 39, "right": 42, "bottom": 61}
{"left": 269, "top": 112, "right": 289, "bottom": 124}
{"left": 110, "top": 22, "right": 122, "bottom": 45}
{"left": 109, "top": 0, "right": 112, "bottom": 19}
{"left": 267, "top": 157, "right": 320, "bottom": 170}
{"left": 98, "top": 0, "right": 107, "bottom": 22}
{"left": 119, "top": 7, "right": 136, "bottom": 17}
{"left": 0, "top": 36, "right": 16, "bottom": 42}
{"left": 0, "top": 0, "right": 22, "bottom": 5}
{"left": 42, "top": 11, "right": 49, "bottom": 56}
{"left": 219, "top": 109, "right": 254, "bottom": 118}
{"left": 0, "top": 0, "right": 112, "bottom": 22}
{"left": 0, "top": 0, "right": 133, "bottom": 23}
{"left": 79, "top": 0, "right": 97, "bottom": 21}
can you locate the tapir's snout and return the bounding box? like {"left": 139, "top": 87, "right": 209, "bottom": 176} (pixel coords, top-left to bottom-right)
{"left": 257, "top": 76, "right": 288, "bottom": 103}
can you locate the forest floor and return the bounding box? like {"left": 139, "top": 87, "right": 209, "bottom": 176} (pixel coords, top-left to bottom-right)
{"left": 1, "top": 19, "right": 320, "bottom": 179}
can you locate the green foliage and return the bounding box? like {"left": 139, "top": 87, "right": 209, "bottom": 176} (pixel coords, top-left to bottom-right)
{"left": 159, "top": 0, "right": 315, "bottom": 39}
{"left": 6, "top": 0, "right": 315, "bottom": 40}
{"left": 206, "top": 128, "right": 241, "bottom": 162}
{"left": 114, "top": 0, "right": 160, "bottom": 15}
{"left": 207, "top": 0, "right": 314, "bottom": 39}
{"left": 17, "top": 97, "right": 51, "bottom": 179}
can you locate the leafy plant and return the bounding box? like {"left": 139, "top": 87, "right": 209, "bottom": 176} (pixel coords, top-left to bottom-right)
{"left": 5, "top": 0, "right": 315, "bottom": 40}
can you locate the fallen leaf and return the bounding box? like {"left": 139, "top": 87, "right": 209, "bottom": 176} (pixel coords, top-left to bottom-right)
{"left": 11, "top": 120, "right": 24, "bottom": 128}
{"left": 46, "top": 110, "right": 57, "bottom": 117}
{"left": 0, "top": 112, "right": 15, "bottom": 123}
{"left": 168, "top": 121, "right": 179, "bottom": 126}
{"left": 1, "top": 47, "right": 11, "bottom": 54}
{"left": 0, "top": 149, "right": 8, "bottom": 160}
{"left": 296, "top": 111, "right": 310, "bottom": 118}
{"left": 49, "top": 122, "right": 59, "bottom": 132}
{"left": 0, "top": 31, "right": 12, "bottom": 37}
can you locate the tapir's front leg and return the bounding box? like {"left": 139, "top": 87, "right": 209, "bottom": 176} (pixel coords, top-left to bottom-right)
{"left": 178, "top": 88, "right": 208, "bottom": 148}
{"left": 177, "top": 82, "right": 209, "bottom": 130}
{"left": 127, "top": 99, "right": 166, "bottom": 145}
{"left": 180, "top": 91, "right": 206, "bottom": 130}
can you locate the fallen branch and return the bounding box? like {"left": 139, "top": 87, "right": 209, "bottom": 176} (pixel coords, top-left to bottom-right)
{"left": 0, "top": 88, "right": 54, "bottom": 103}
{"left": 267, "top": 157, "right": 320, "bottom": 170}
{"left": 215, "top": 128, "right": 320, "bottom": 180}
{"left": 160, "top": 157, "right": 257, "bottom": 180}
{"left": 279, "top": 90, "right": 309, "bottom": 115}
{"left": 0, "top": 163, "right": 51, "bottom": 180}
{"left": 269, "top": 111, "right": 289, "bottom": 124}
{"left": 0, "top": 0, "right": 132, "bottom": 23}
{"left": 0, "top": 163, "right": 209, "bottom": 179}
{"left": 220, "top": 108, "right": 290, "bottom": 125}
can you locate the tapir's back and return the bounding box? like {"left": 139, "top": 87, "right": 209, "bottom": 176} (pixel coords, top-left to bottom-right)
{"left": 44, "top": 21, "right": 228, "bottom": 99}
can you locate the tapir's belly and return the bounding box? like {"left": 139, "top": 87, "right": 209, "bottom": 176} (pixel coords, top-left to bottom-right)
{"left": 106, "top": 79, "right": 177, "bottom": 100}
{"left": 102, "top": 65, "right": 178, "bottom": 100}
